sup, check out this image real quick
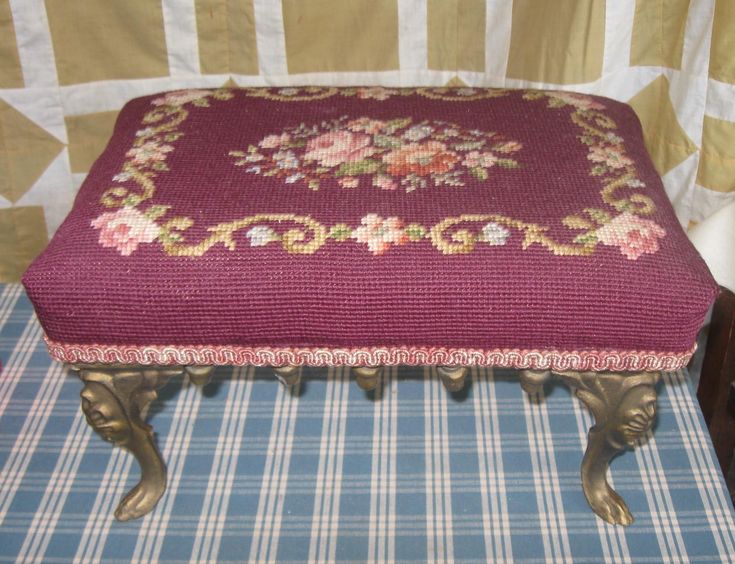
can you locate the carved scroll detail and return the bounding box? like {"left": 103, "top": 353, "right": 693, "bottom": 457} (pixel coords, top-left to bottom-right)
{"left": 520, "top": 369, "right": 660, "bottom": 526}
{"left": 74, "top": 365, "right": 182, "bottom": 521}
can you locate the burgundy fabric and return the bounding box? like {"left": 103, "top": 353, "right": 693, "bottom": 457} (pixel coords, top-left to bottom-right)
{"left": 23, "top": 87, "right": 717, "bottom": 362}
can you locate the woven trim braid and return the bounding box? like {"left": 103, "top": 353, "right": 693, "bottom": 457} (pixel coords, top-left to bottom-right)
{"left": 45, "top": 337, "right": 694, "bottom": 371}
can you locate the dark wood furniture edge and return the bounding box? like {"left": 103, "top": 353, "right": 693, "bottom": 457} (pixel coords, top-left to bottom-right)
{"left": 696, "top": 286, "right": 735, "bottom": 475}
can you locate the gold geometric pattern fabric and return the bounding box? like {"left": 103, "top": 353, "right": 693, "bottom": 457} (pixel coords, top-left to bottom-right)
{"left": 709, "top": 0, "right": 735, "bottom": 84}
{"left": 628, "top": 75, "right": 697, "bottom": 176}
{"left": 65, "top": 111, "right": 120, "bottom": 174}
{"left": 428, "top": 0, "right": 485, "bottom": 72}
{"left": 195, "top": 0, "right": 259, "bottom": 75}
{"left": 0, "top": 0, "right": 23, "bottom": 88}
{"left": 630, "top": 0, "right": 691, "bottom": 69}
{"left": 697, "top": 116, "right": 735, "bottom": 192}
{"left": 45, "top": 0, "right": 169, "bottom": 85}
{"left": 0, "top": 206, "right": 48, "bottom": 281}
{"left": 0, "top": 99, "right": 64, "bottom": 203}
{"left": 282, "top": 0, "right": 399, "bottom": 73}
{"left": 506, "top": 0, "right": 606, "bottom": 84}
{"left": 0, "top": 0, "right": 732, "bottom": 281}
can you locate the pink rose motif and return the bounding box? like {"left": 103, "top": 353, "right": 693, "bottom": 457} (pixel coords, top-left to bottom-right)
{"left": 152, "top": 89, "right": 214, "bottom": 107}
{"left": 259, "top": 133, "right": 291, "bottom": 149}
{"left": 373, "top": 175, "right": 397, "bottom": 190}
{"left": 383, "top": 141, "right": 458, "bottom": 176}
{"left": 346, "top": 117, "right": 387, "bottom": 134}
{"left": 595, "top": 212, "right": 666, "bottom": 260}
{"left": 91, "top": 207, "right": 161, "bottom": 256}
{"left": 304, "top": 130, "right": 376, "bottom": 167}
{"left": 356, "top": 87, "right": 396, "bottom": 100}
{"left": 126, "top": 141, "right": 174, "bottom": 166}
{"left": 588, "top": 145, "right": 634, "bottom": 169}
{"left": 494, "top": 141, "right": 522, "bottom": 154}
{"left": 352, "top": 214, "right": 408, "bottom": 255}
{"left": 462, "top": 151, "right": 498, "bottom": 168}
{"left": 339, "top": 177, "right": 359, "bottom": 188}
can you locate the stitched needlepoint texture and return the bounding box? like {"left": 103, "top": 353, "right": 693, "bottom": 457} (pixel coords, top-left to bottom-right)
{"left": 22, "top": 87, "right": 718, "bottom": 369}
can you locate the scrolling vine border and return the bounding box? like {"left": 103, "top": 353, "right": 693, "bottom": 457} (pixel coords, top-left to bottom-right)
{"left": 91, "top": 87, "right": 666, "bottom": 260}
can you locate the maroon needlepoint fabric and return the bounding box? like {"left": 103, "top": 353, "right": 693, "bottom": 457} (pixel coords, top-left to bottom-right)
{"left": 23, "top": 87, "right": 717, "bottom": 370}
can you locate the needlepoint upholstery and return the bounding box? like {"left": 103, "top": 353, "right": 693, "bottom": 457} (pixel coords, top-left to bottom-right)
{"left": 22, "top": 87, "right": 717, "bottom": 370}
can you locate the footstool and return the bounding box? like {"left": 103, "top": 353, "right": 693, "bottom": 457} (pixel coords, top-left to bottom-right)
{"left": 22, "top": 86, "right": 717, "bottom": 526}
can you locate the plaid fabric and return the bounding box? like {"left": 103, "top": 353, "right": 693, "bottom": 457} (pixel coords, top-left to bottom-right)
{"left": 1, "top": 283, "right": 734, "bottom": 563}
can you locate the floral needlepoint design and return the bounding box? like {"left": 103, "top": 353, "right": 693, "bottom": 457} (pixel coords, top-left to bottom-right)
{"left": 588, "top": 144, "right": 634, "bottom": 171}
{"left": 480, "top": 222, "right": 510, "bottom": 246}
{"left": 355, "top": 87, "right": 398, "bottom": 100}
{"left": 126, "top": 141, "right": 174, "bottom": 167}
{"left": 92, "top": 88, "right": 667, "bottom": 261}
{"left": 259, "top": 133, "right": 291, "bottom": 149}
{"left": 246, "top": 226, "right": 279, "bottom": 247}
{"left": 383, "top": 141, "right": 458, "bottom": 176}
{"left": 339, "top": 177, "right": 359, "bottom": 188}
{"left": 277, "top": 88, "right": 300, "bottom": 96}
{"left": 352, "top": 214, "right": 409, "bottom": 255}
{"left": 91, "top": 207, "right": 161, "bottom": 256}
{"left": 273, "top": 150, "right": 299, "bottom": 170}
{"left": 304, "top": 130, "right": 376, "bottom": 167}
{"left": 152, "top": 89, "right": 218, "bottom": 107}
{"left": 594, "top": 212, "right": 666, "bottom": 260}
{"left": 240, "top": 86, "right": 513, "bottom": 102}
{"left": 230, "top": 116, "right": 522, "bottom": 192}
{"left": 373, "top": 175, "right": 397, "bottom": 190}
{"left": 403, "top": 124, "right": 433, "bottom": 141}
{"left": 545, "top": 91, "right": 606, "bottom": 111}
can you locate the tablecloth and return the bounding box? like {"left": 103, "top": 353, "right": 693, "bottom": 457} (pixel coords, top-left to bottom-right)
{"left": 1, "top": 284, "right": 734, "bottom": 563}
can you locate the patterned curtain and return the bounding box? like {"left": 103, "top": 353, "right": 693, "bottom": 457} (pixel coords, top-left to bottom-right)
{"left": 0, "top": 0, "right": 732, "bottom": 287}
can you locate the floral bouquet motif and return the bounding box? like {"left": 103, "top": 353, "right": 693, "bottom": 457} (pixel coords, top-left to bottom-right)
{"left": 230, "top": 116, "right": 522, "bottom": 192}
{"left": 89, "top": 88, "right": 667, "bottom": 261}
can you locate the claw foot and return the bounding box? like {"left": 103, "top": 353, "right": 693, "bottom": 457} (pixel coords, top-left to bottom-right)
{"left": 584, "top": 483, "right": 633, "bottom": 526}
{"left": 77, "top": 365, "right": 176, "bottom": 521}
{"left": 115, "top": 479, "right": 166, "bottom": 521}
{"left": 552, "top": 370, "right": 660, "bottom": 526}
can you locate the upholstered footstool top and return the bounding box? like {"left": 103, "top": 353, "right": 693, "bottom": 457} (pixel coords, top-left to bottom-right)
{"left": 23, "top": 86, "right": 717, "bottom": 370}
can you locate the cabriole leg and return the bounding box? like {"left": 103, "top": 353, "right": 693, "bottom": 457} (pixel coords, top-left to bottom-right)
{"left": 273, "top": 365, "right": 301, "bottom": 387}
{"left": 73, "top": 365, "right": 181, "bottom": 521}
{"left": 520, "top": 369, "right": 660, "bottom": 526}
{"left": 438, "top": 366, "right": 468, "bottom": 392}
{"left": 353, "top": 366, "right": 383, "bottom": 391}
{"left": 186, "top": 365, "right": 214, "bottom": 387}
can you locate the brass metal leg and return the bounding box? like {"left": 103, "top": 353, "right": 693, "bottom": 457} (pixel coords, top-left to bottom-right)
{"left": 186, "top": 365, "right": 214, "bottom": 387}
{"left": 74, "top": 365, "right": 181, "bottom": 521}
{"left": 438, "top": 366, "right": 468, "bottom": 392}
{"left": 519, "top": 369, "right": 551, "bottom": 395}
{"left": 273, "top": 365, "right": 301, "bottom": 387}
{"left": 353, "top": 366, "right": 383, "bottom": 391}
{"left": 520, "top": 369, "right": 660, "bottom": 526}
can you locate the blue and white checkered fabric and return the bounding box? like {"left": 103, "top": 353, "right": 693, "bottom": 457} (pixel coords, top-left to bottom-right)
{"left": 1, "top": 283, "right": 735, "bottom": 563}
